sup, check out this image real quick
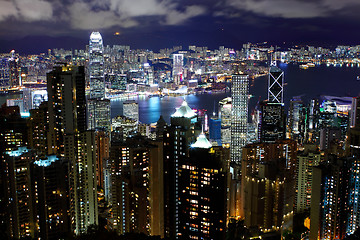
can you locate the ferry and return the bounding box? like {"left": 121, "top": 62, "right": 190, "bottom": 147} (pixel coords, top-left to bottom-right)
{"left": 307, "top": 63, "right": 315, "bottom": 67}
{"left": 299, "top": 64, "right": 309, "bottom": 70}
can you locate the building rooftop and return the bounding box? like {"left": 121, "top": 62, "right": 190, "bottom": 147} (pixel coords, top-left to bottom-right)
{"left": 171, "top": 100, "right": 196, "bottom": 118}
{"left": 191, "top": 133, "right": 212, "bottom": 149}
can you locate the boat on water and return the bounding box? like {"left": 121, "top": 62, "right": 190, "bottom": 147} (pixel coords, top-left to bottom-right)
{"left": 357, "top": 76, "right": 360, "bottom": 81}
{"left": 307, "top": 63, "right": 315, "bottom": 67}
{"left": 299, "top": 64, "right": 309, "bottom": 70}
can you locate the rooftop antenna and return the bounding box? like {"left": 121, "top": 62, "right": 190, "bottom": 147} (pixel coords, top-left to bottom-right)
{"left": 270, "top": 52, "right": 277, "bottom": 67}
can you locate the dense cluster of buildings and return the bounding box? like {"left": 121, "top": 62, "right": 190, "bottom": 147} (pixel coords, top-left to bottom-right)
{"left": 1, "top": 32, "right": 360, "bottom": 240}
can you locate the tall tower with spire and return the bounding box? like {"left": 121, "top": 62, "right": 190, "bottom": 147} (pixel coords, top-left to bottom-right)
{"left": 268, "top": 58, "right": 284, "bottom": 103}
{"left": 89, "top": 32, "right": 105, "bottom": 99}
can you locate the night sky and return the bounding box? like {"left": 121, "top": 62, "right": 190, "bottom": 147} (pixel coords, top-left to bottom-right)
{"left": 0, "top": 0, "right": 360, "bottom": 53}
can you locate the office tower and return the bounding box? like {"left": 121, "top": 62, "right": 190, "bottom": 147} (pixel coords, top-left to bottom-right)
{"left": 307, "top": 99, "right": 320, "bottom": 142}
{"left": 241, "top": 139, "right": 297, "bottom": 231}
{"left": 110, "top": 74, "right": 127, "bottom": 91}
{"left": 295, "top": 144, "right": 322, "bottom": 213}
{"left": 259, "top": 101, "right": 286, "bottom": 143}
{"left": 89, "top": 32, "right": 105, "bottom": 99}
{"left": 209, "top": 117, "right": 221, "bottom": 143}
{"left": 9, "top": 50, "right": 20, "bottom": 87}
{"left": 177, "top": 134, "right": 228, "bottom": 239}
{"left": 287, "top": 96, "right": 306, "bottom": 144}
{"left": 123, "top": 100, "right": 139, "bottom": 122}
{"left": 47, "top": 65, "right": 98, "bottom": 234}
{"left": 2, "top": 147, "right": 36, "bottom": 239}
{"left": 346, "top": 97, "right": 360, "bottom": 235}
{"left": 111, "top": 135, "right": 164, "bottom": 237}
{"left": 172, "top": 54, "right": 183, "bottom": 85}
{"left": 163, "top": 100, "right": 200, "bottom": 238}
{"left": 31, "top": 156, "right": 70, "bottom": 240}
{"left": 87, "top": 98, "right": 111, "bottom": 132}
{"left": 231, "top": 74, "right": 248, "bottom": 164}
{"left": 310, "top": 156, "right": 350, "bottom": 240}
{"left": 219, "top": 97, "right": 231, "bottom": 147}
{"left": 87, "top": 32, "right": 111, "bottom": 147}
{"left": 111, "top": 116, "right": 138, "bottom": 141}
{"left": 0, "top": 57, "right": 9, "bottom": 88}
{"left": 268, "top": 62, "right": 284, "bottom": 103}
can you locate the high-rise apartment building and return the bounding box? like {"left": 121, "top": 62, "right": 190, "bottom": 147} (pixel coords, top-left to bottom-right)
{"left": 230, "top": 74, "right": 248, "bottom": 164}
{"left": 31, "top": 156, "right": 71, "bottom": 240}
{"left": 310, "top": 156, "right": 350, "bottom": 240}
{"left": 295, "top": 144, "right": 322, "bottom": 213}
{"left": 177, "top": 134, "right": 228, "bottom": 239}
{"left": 47, "top": 65, "right": 98, "bottom": 234}
{"left": 111, "top": 136, "right": 164, "bottom": 237}
{"left": 2, "top": 147, "right": 36, "bottom": 239}
{"left": 163, "top": 100, "right": 200, "bottom": 238}
{"left": 241, "top": 139, "right": 297, "bottom": 232}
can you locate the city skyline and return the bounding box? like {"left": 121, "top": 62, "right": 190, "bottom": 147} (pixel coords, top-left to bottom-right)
{"left": 1, "top": 0, "right": 360, "bottom": 53}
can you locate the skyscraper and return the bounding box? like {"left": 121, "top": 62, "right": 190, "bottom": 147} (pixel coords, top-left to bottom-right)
{"left": 268, "top": 63, "right": 284, "bottom": 103}
{"left": 219, "top": 97, "right": 232, "bottom": 147}
{"left": 163, "top": 100, "right": 200, "bottom": 238}
{"left": 177, "top": 134, "right": 228, "bottom": 239}
{"left": 89, "top": 32, "right": 105, "bottom": 99}
{"left": 111, "top": 135, "right": 164, "bottom": 237}
{"left": 230, "top": 74, "right": 248, "bottom": 164}
{"left": 259, "top": 101, "right": 286, "bottom": 143}
{"left": 47, "top": 65, "right": 98, "bottom": 234}
{"left": 172, "top": 54, "right": 183, "bottom": 85}
{"left": 123, "top": 100, "right": 139, "bottom": 123}
{"left": 87, "top": 32, "right": 111, "bottom": 133}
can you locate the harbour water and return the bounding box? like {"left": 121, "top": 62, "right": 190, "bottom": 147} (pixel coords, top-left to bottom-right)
{"left": 112, "top": 63, "right": 360, "bottom": 123}
{"left": 1, "top": 63, "right": 360, "bottom": 124}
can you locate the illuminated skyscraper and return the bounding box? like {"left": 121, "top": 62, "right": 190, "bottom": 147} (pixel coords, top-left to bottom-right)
{"left": 87, "top": 98, "right": 111, "bottom": 132}
{"left": 230, "top": 74, "right": 248, "bottom": 164}
{"left": 163, "top": 100, "right": 200, "bottom": 238}
{"left": 241, "top": 140, "right": 297, "bottom": 231}
{"left": 89, "top": 32, "right": 105, "bottom": 99}
{"left": 2, "top": 147, "right": 36, "bottom": 239}
{"left": 310, "top": 156, "right": 350, "bottom": 240}
{"left": 172, "top": 54, "right": 183, "bottom": 85}
{"left": 219, "top": 97, "right": 232, "bottom": 147}
{"left": 177, "top": 134, "right": 228, "bottom": 239}
{"left": 47, "top": 65, "right": 98, "bottom": 234}
{"left": 295, "top": 144, "right": 322, "bottom": 213}
{"left": 0, "top": 57, "right": 9, "bottom": 88}
{"left": 259, "top": 101, "right": 286, "bottom": 143}
{"left": 111, "top": 136, "right": 164, "bottom": 237}
{"left": 123, "top": 100, "right": 139, "bottom": 123}
{"left": 268, "top": 63, "right": 284, "bottom": 103}
{"left": 9, "top": 50, "right": 20, "bottom": 88}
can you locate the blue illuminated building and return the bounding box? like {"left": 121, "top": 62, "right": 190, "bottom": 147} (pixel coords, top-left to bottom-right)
{"left": 209, "top": 117, "right": 221, "bottom": 144}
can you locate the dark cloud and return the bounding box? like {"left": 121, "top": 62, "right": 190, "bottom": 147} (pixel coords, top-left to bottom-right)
{"left": 0, "top": 0, "right": 359, "bottom": 52}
